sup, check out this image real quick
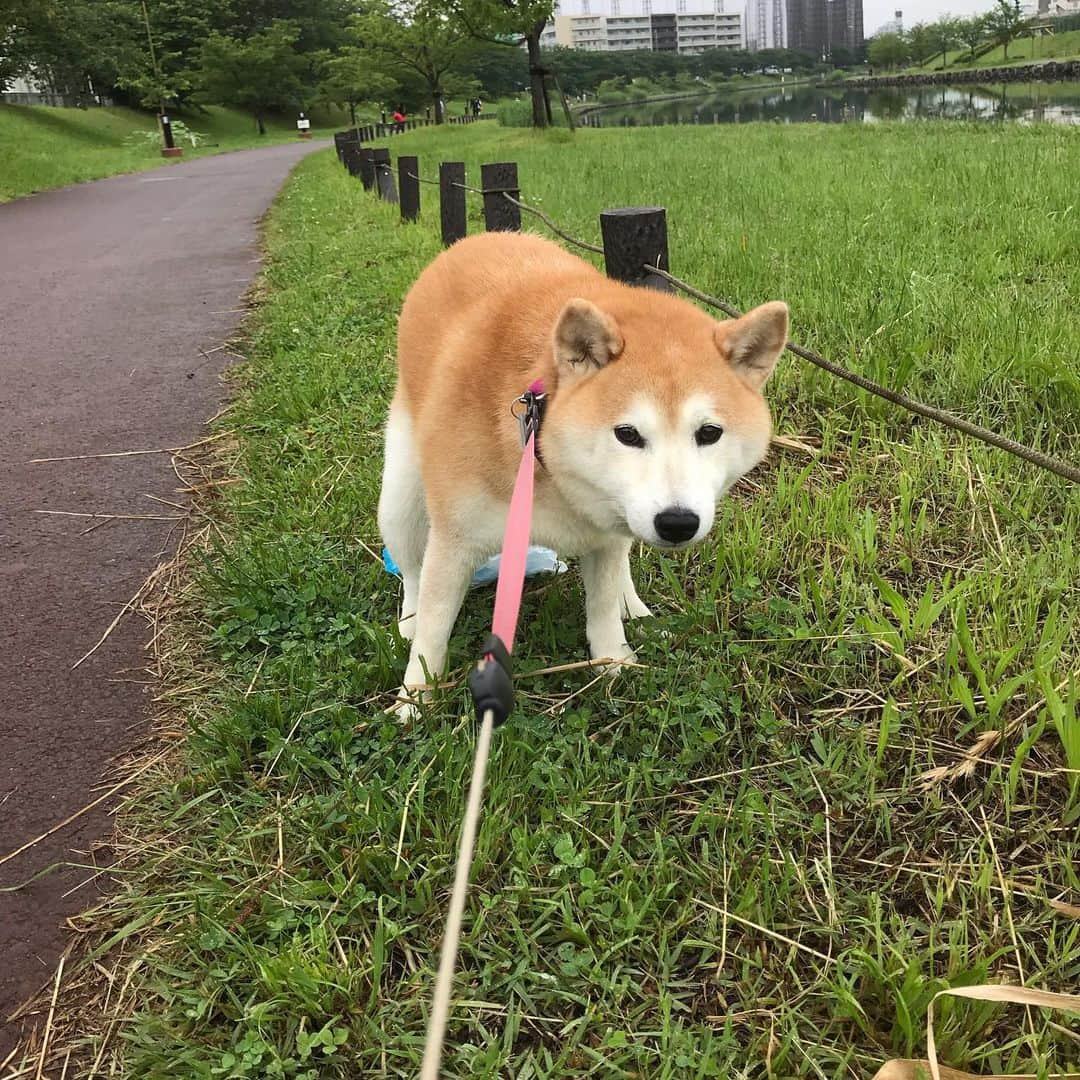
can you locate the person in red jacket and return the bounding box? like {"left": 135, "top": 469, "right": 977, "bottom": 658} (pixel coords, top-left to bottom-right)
{"left": 392, "top": 105, "right": 406, "bottom": 133}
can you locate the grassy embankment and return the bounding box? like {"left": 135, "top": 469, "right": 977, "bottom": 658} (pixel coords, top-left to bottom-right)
{"left": 0, "top": 103, "right": 346, "bottom": 202}
{"left": 32, "top": 122, "right": 1080, "bottom": 1078}
{"left": 912, "top": 27, "right": 1080, "bottom": 71}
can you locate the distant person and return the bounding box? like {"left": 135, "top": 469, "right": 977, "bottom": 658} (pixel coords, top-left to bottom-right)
{"left": 471, "top": 97, "right": 482, "bottom": 118}
{"left": 392, "top": 105, "right": 406, "bottom": 133}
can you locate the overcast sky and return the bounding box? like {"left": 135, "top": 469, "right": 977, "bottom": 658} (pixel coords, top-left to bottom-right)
{"left": 864, "top": 0, "right": 991, "bottom": 35}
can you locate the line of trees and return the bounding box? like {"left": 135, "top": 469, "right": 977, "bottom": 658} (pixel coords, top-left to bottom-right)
{"left": 868, "top": 0, "right": 1029, "bottom": 71}
{"left": 2, "top": 0, "right": 868, "bottom": 133}
{"left": 0, "top": 0, "right": 532, "bottom": 126}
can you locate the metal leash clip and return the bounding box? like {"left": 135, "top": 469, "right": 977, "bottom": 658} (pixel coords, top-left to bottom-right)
{"left": 511, "top": 385, "right": 547, "bottom": 449}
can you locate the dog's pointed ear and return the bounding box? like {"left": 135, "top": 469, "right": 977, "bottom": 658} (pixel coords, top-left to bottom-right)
{"left": 716, "top": 301, "right": 788, "bottom": 390}
{"left": 552, "top": 298, "right": 623, "bottom": 382}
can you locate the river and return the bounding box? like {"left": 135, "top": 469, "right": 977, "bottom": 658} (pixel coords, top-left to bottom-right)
{"left": 580, "top": 80, "right": 1080, "bottom": 127}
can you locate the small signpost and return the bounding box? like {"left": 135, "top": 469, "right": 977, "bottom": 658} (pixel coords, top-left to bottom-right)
{"left": 160, "top": 113, "right": 182, "bottom": 158}
{"left": 297, "top": 112, "right": 312, "bottom": 139}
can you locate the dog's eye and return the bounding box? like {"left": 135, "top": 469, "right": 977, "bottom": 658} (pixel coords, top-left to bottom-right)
{"left": 614, "top": 425, "right": 646, "bottom": 449}
{"left": 695, "top": 424, "right": 724, "bottom": 446}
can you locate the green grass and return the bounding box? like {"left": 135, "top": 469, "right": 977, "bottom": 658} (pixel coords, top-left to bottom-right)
{"left": 0, "top": 103, "right": 347, "bottom": 202}
{"left": 914, "top": 28, "right": 1080, "bottom": 71}
{"left": 46, "top": 123, "right": 1080, "bottom": 1078}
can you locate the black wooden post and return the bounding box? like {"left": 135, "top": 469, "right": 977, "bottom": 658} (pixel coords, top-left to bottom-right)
{"left": 439, "top": 162, "right": 466, "bottom": 247}
{"left": 372, "top": 148, "right": 398, "bottom": 204}
{"left": 358, "top": 148, "right": 376, "bottom": 191}
{"left": 343, "top": 143, "right": 362, "bottom": 179}
{"left": 338, "top": 130, "right": 359, "bottom": 166}
{"left": 599, "top": 208, "right": 674, "bottom": 291}
{"left": 399, "top": 155, "right": 420, "bottom": 222}
{"left": 480, "top": 162, "right": 520, "bottom": 232}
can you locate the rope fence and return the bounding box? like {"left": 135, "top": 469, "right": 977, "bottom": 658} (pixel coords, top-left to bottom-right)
{"left": 332, "top": 128, "right": 1080, "bottom": 487}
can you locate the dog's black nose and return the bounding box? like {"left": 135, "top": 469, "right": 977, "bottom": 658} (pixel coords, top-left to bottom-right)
{"left": 654, "top": 508, "right": 700, "bottom": 544}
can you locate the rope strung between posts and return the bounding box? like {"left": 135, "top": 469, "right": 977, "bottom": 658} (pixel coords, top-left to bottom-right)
{"left": 384, "top": 171, "right": 1079, "bottom": 483}
{"left": 403, "top": 175, "right": 601, "bottom": 253}
{"left": 646, "top": 265, "right": 1080, "bottom": 485}
{"left": 500, "top": 193, "right": 605, "bottom": 255}
{"left": 406, "top": 172, "right": 486, "bottom": 197}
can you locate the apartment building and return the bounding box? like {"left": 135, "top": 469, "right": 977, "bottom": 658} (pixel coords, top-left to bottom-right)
{"left": 543, "top": 0, "right": 745, "bottom": 53}
{"left": 542, "top": 0, "right": 861, "bottom": 55}
{"left": 678, "top": 9, "right": 744, "bottom": 51}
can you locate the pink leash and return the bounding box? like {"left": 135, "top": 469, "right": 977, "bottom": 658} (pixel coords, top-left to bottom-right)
{"left": 421, "top": 380, "right": 545, "bottom": 1080}
{"left": 492, "top": 377, "right": 545, "bottom": 652}
{"left": 491, "top": 427, "right": 537, "bottom": 651}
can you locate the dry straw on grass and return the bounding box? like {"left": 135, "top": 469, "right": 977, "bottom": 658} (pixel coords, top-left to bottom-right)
{"left": 4, "top": 428, "right": 240, "bottom": 1077}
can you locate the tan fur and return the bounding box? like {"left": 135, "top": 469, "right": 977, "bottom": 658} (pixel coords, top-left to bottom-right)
{"left": 381, "top": 231, "right": 787, "bottom": 713}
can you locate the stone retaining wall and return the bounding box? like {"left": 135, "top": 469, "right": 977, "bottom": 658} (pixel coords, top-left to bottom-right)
{"left": 837, "top": 59, "right": 1080, "bottom": 89}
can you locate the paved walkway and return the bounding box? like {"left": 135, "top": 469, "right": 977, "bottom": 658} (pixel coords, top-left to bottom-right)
{"left": 0, "top": 140, "right": 324, "bottom": 1056}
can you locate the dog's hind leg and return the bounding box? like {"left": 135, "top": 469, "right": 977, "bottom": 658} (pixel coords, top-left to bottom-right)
{"left": 395, "top": 527, "right": 474, "bottom": 716}
{"left": 377, "top": 398, "right": 428, "bottom": 642}
{"left": 619, "top": 545, "right": 653, "bottom": 621}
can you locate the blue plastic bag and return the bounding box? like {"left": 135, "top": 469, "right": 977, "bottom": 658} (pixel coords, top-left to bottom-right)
{"left": 382, "top": 546, "right": 566, "bottom": 587}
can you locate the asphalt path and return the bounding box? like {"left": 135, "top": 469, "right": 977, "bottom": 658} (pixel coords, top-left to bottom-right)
{"left": 0, "top": 139, "right": 324, "bottom": 1057}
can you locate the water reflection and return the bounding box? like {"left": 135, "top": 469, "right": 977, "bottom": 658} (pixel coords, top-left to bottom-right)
{"left": 580, "top": 81, "right": 1080, "bottom": 127}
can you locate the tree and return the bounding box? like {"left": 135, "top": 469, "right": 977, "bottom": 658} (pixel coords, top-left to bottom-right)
{"left": 984, "top": 0, "right": 1025, "bottom": 59}
{"left": 111, "top": 0, "right": 232, "bottom": 110}
{"left": 352, "top": 1, "right": 472, "bottom": 124}
{"left": 957, "top": 14, "right": 988, "bottom": 62}
{"left": 828, "top": 44, "right": 856, "bottom": 67}
{"left": 1, "top": 0, "right": 142, "bottom": 103}
{"left": 466, "top": 39, "right": 529, "bottom": 99}
{"left": 223, "top": 0, "right": 354, "bottom": 100}
{"left": 319, "top": 48, "right": 397, "bottom": 126}
{"left": 197, "top": 19, "right": 307, "bottom": 133}
{"left": 926, "top": 15, "right": 962, "bottom": 68}
{"left": 868, "top": 32, "right": 910, "bottom": 69}
{"left": 0, "top": 0, "right": 44, "bottom": 91}
{"left": 906, "top": 23, "right": 937, "bottom": 65}
{"left": 453, "top": 0, "right": 557, "bottom": 128}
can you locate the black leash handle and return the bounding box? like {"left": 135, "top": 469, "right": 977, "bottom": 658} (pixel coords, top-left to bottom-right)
{"left": 468, "top": 633, "right": 514, "bottom": 726}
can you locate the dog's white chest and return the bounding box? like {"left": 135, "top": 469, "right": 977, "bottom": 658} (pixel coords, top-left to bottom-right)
{"left": 529, "top": 484, "right": 612, "bottom": 556}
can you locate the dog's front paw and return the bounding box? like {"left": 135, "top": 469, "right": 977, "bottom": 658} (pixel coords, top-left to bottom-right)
{"left": 388, "top": 687, "right": 424, "bottom": 722}
{"left": 622, "top": 594, "right": 653, "bottom": 620}
{"left": 588, "top": 640, "right": 638, "bottom": 672}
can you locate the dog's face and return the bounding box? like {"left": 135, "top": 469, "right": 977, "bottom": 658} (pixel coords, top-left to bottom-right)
{"left": 542, "top": 295, "right": 788, "bottom": 549}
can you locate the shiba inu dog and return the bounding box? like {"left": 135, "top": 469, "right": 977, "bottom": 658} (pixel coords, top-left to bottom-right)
{"left": 378, "top": 231, "right": 788, "bottom": 713}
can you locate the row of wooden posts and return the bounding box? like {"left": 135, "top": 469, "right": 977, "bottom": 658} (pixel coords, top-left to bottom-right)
{"left": 337, "top": 112, "right": 492, "bottom": 144}
{"left": 330, "top": 129, "right": 674, "bottom": 291}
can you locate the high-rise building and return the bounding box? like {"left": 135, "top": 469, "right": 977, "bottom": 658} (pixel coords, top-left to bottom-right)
{"left": 826, "top": 0, "right": 863, "bottom": 51}
{"left": 542, "top": 0, "right": 744, "bottom": 53}
{"left": 786, "top": 0, "right": 863, "bottom": 56}
{"left": 876, "top": 8, "right": 903, "bottom": 33}
{"left": 745, "top": 0, "right": 788, "bottom": 50}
